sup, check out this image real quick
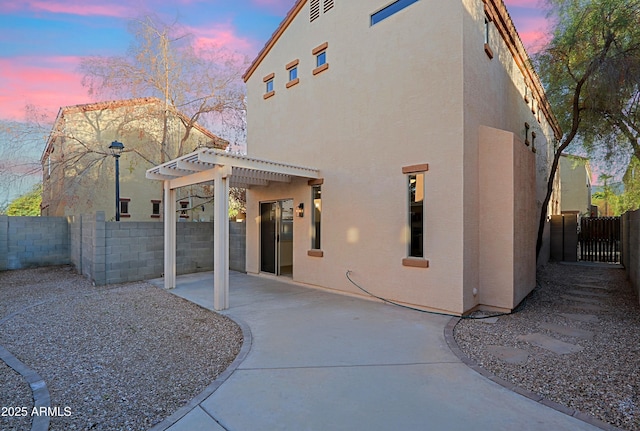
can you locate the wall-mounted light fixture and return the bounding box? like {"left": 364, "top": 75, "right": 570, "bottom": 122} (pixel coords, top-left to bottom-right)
{"left": 296, "top": 203, "right": 304, "bottom": 217}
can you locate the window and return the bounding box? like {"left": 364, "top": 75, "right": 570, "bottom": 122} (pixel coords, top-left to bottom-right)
{"left": 119, "top": 198, "right": 131, "bottom": 218}
{"left": 371, "top": 0, "right": 419, "bottom": 26}
{"left": 286, "top": 59, "right": 300, "bottom": 88}
{"left": 531, "top": 131, "right": 537, "bottom": 153}
{"left": 484, "top": 17, "right": 490, "bottom": 44}
{"left": 401, "top": 164, "right": 428, "bottom": 268}
{"left": 312, "top": 185, "right": 322, "bottom": 249}
{"left": 312, "top": 42, "right": 329, "bottom": 75}
{"left": 483, "top": 17, "right": 494, "bottom": 59}
{"left": 408, "top": 173, "right": 424, "bottom": 257}
{"left": 180, "top": 201, "right": 189, "bottom": 218}
{"left": 263, "top": 73, "right": 275, "bottom": 99}
{"left": 151, "top": 200, "right": 161, "bottom": 218}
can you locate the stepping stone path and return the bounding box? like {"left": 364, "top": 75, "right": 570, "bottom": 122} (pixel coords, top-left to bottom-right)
{"left": 575, "top": 283, "right": 609, "bottom": 290}
{"left": 517, "top": 333, "right": 584, "bottom": 354}
{"left": 560, "top": 294, "right": 604, "bottom": 305}
{"left": 566, "top": 289, "right": 609, "bottom": 298}
{"left": 478, "top": 317, "right": 499, "bottom": 324}
{"left": 569, "top": 303, "right": 606, "bottom": 312}
{"left": 539, "top": 322, "right": 594, "bottom": 340}
{"left": 487, "top": 267, "right": 615, "bottom": 363}
{"left": 487, "top": 345, "right": 529, "bottom": 364}
{"left": 558, "top": 313, "right": 599, "bottom": 323}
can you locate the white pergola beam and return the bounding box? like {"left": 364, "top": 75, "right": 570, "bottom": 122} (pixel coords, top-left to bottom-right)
{"left": 160, "top": 166, "right": 192, "bottom": 178}
{"left": 177, "top": 159, "right": 211, "bottom": 172}
{"left": 198, "top": 150, "right": 319, "bottom": 179}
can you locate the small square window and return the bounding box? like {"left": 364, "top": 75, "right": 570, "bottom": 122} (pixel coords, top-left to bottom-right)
{"left": 151, "top": 200, "right": 161, "bottom": 218}
{"left": 289, "top": 67, "right": 297, "bottom": 82}
{"left": 180, "top": 201, "right": 189, "bottom": 218}
{"left": 316, "top": 51, "right": 326, "bottom": 68}
{"left": 266, "top": 79, "right": 274, "bottom": 93}
{"left": 119, "top": 198, "right": 131, "bottom": 218}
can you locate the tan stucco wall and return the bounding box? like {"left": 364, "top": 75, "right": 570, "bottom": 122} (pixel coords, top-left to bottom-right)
{"left": 42, "top": 102, "right": 217, "bottom": 221}
{"left": 244, "top": 0, "right": 556, "bottom": 314}
{"left": 560, "top": 155, "right": 591, "bottom": 215}
{"left": 478, "top": 126, "right": 536, "bottom": 310}
{"left": 461, "top": 0, "right": 556, "bottom": 309}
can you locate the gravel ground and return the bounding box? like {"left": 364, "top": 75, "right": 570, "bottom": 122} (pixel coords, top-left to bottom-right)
{"left": 0, "top": 266, "right": 243, "bottom": 431}
{"left": 454, "top": 262, "right": 640, "bottom": 431}
{"left": 0, "top": 360, "right": 32, "bottom": 431}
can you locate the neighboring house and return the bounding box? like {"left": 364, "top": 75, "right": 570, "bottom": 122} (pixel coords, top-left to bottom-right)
{"left": 41, "top": 98, "right": 228, "bottom": 221}
{"left": 559, "top": 154, "right": 593, "bottom": 217}
{"left": 149, "top": 0, "right": 562, "bottom": 314}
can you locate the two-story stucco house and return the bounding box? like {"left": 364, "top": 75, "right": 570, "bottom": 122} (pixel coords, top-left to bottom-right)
{"left": 559, "top": 154, "right": 593, "bottom": 217}
{"left": 42, "top": 97, "right": 228, "bottom": 221}
{"left": 149, "top": 0, "right": 562, "bottom": 314}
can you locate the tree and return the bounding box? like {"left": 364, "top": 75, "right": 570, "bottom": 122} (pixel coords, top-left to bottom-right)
{"left": 534, "top": 0, "right": 640, "bottom": 258}
{"left": 79, "top": 15, "right": 247, "bottom": 161}
{"left": 0, "top": 106, "right": 53, "bottom": 209}
{"left": 74, "top": 16, "right": 248, "bottom": 218}
{"left": 6, "top": 183, "right": 42, "bottom": 216}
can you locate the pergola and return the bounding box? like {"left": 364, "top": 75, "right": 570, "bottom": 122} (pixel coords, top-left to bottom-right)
{"left": 146, "top": 148, "right": 320, "bottom": 310}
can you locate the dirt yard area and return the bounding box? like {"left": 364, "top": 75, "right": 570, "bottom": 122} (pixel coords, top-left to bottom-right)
{"left": 0, "top": 266, "right": 243, "bottom": 431}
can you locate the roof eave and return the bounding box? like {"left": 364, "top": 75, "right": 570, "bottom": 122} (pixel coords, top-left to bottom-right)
{"left": 243, "top": 0, "right": 307, "bottom": 82}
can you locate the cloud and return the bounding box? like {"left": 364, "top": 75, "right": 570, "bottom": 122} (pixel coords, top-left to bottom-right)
{"left": 188, "top": 23, "right": 258, "bottom": 57}
{"left": 0, "top": 56, "right": 91, "bottom": 120}
{"left": 0, "top": 0, "right": 135, "bottom": 18}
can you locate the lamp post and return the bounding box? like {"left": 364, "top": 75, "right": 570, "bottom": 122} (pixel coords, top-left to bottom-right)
{"left": 109, "top": 140, "right": 125, "bottom": 221}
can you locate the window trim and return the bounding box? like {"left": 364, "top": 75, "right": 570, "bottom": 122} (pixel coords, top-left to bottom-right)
{"left": 119, "top": 198, "right": 131, "bottom": 218}
{"left": 179, "top": 200, "right": 189, "bottom": 219}
{"left": 151, "top": 199, "right": 161, "bottom": 218}
{"left": 308, "top": 178, "right": 324, "bottom": 257}
{"left": 286, "top": 59, "right": 300, "bottom": 88}
{"left": 402, "top": 165, "right": 428, "bottom": 268}
{"left": 263, "top": 73, "right": 275, "bottom": 99}
{"left": 312, "top": 42, "right": 329, "bottom": 75}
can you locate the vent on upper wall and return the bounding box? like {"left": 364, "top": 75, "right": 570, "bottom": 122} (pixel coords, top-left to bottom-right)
{"left": 324, "top": 0, "right": 334, "bottom": 13}
{"left": 310, "top": 0, "right": 334, "bottom": 22}
{"left": 310, "top": 0, "right": 320, "bottom": 21}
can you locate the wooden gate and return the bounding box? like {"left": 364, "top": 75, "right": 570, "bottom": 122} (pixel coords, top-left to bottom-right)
{"left": 579, "top": 217, "right": 621, "bottom": 263}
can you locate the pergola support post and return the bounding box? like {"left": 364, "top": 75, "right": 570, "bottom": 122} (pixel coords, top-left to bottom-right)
{"left": 164, "top": 182, "right": 177, "bottom": 289}
{"left": 213, "top": 166, "right": 231, "bottom": 310}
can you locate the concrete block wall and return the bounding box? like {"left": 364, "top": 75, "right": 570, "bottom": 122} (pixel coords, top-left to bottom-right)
{"left": 229, "top": 221, "right": 246, "bottom": 272}
{"left": 0, "top": 216, "right": 7, "bottom": 271}
{"left": 176, "top": 222, "right": 214, "bottom": 276}
{"left": 1, "top": 213, "right": 246, "bottom": 286}
{"left": 0, "top": 215, "right": 70, "bottom": 270}
{"left": 68, "top": 215, "right": 82, "bottom": 273}
{"left": 105, "top": 221, "right": 164, "bottom": 284}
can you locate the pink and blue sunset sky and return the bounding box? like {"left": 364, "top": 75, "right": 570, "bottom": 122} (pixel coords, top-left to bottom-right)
{"left": 0, "top": 0, "right": 551, "bottom": 122}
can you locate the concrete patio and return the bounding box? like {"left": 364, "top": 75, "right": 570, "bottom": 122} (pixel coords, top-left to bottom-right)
{"left": 148, "top": 271, "right": 601, "bottom": 431}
